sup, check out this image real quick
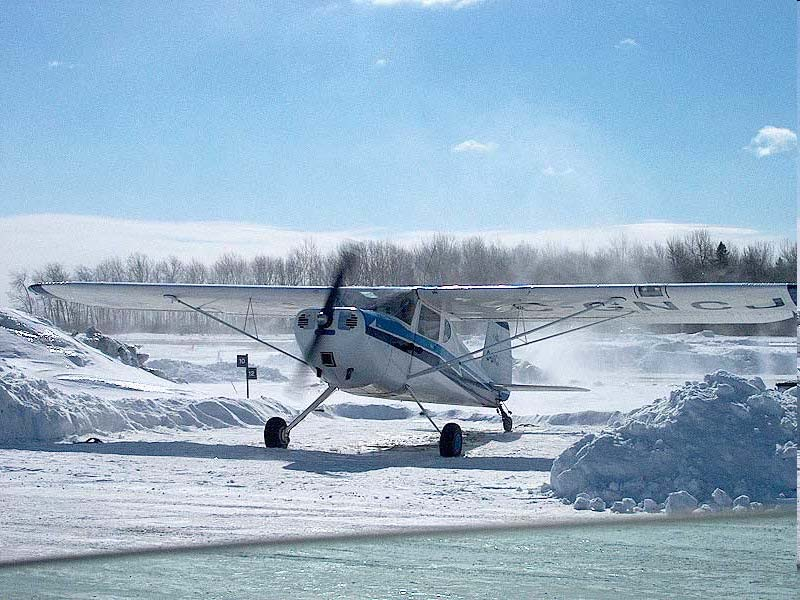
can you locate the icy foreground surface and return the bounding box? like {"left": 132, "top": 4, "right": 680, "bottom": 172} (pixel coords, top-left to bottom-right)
{"left": 550, "top": 371, "right": 797, "bottom": 503}
{"left": 1, "top": 515, "right": 795, "bottom": 600}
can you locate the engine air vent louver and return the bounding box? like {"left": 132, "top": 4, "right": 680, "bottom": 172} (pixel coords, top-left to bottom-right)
{"left": 297, "top": 313, "right": 310, "bottom": 328}
{"left": 344, "top": 313, "right": 358, "bottom": 329}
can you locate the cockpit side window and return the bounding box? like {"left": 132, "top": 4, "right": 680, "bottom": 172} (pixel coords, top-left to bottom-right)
{"left": 417, "top": 304, "right": 441, "bottom": 341}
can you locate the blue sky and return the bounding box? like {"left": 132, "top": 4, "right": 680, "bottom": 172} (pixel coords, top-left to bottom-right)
{"left": 0, "top": 1, "right": 796, "bottom": 238}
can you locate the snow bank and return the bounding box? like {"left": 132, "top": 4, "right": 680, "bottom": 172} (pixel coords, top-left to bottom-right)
{"left": 325, "top": 402, "right": 416, "bottom": 420}
{"left": 550, "top": 371, "right": 797, "bottom": 504}
{"left": 75, "top": 326, "right": 146, "bottom": 367}
{"left": 146, "top": 358, "right": 287, "bottom": 384}
{"left": 534, "top": 411, "right": 622, "bottom": 426}
{"left": 0, "top": 308, "right": 166, "bottom": 380}
{"left": 0, "top": 362, "right": 292, "bottom": 443}
{"left": 0, "top": 309, "right": 90, "bottom": 366}
{"left": 0, "top": 308, "right": 302, "bottom": 442}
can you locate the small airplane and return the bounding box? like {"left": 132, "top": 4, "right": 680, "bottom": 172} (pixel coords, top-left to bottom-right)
{"left": 30, "top": 263, "right": 796, "bottom": 457}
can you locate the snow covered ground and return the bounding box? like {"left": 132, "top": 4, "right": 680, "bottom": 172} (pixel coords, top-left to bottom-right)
{"left": 0, "top": 308, "right": 795, "bottom": 563}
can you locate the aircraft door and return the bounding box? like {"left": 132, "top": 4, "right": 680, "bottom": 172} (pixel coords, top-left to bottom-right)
{"left": 380, "top": 294, "right": 417, "bottom": 391}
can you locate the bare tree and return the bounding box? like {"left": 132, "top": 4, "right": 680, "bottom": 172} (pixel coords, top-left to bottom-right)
{"left": 414, "top": 234, "right": 460, "bottom": 285}
{"left": 126, "top": 253, "right": 153, "bottom": 282}
{"left": 289, "top": 239, "right": 324, "bottom": 285}
{"left": 213, "top": 253, "right": 251, "bottom": 284}
{"left": 7, "top": 271, "right": 33, "bottom": 313}
{"left": 94, "top": 257, "right": 126, "bottom": 281}
{"left": 184, "top": 259, "right": 209, "bottom": 284}
{"left": 155, "top": 256, "right": 185, "bottom": 283}
{"left": 251, "top": 255, "right": 285, "bottom": 285}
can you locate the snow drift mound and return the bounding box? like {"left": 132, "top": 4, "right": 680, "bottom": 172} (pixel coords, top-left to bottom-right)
{"left": 0, "top": 309, "right": 91, "bottom": 366}
{"left": 0, "top": 307, "right": 299, "bottom": 443}
{"left": 146, "top": 358, "right": 287, "bottom": 384}
{"left": 325, "top": 402, "right": 416, "bottom": 420}
{"left": 550, "top": 371, "right": 797, "bottom": 504}
{"left": 76, "top": 326, "right": 147, "bottom": 367}
{"left": 0, "top": 363, "right": 291, "bottom": 443}
{"left": 0, "top": 308, "right": 166, "bottom": 380}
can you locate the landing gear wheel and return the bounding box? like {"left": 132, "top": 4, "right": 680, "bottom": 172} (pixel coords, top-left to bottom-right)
{"left": 498, "top": 404, "right": 513, "bottom": 432}
{"left": 264, "top": 417, "right": 289, "bottom": 448}
{"left": 502, "top": 413, "right": 513, "bottom": 433}
{"left": 439, "top": 422, "right": 463, "bottom": 457}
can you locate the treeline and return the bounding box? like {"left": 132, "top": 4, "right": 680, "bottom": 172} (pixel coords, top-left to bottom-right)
{"left": 7, "top": 231, "right": 796, "bottom": 333}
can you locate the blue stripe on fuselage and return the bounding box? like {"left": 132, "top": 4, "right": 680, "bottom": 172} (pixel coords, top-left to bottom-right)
{"left": 362, "top": 311, "right": 493, "bottom": 392}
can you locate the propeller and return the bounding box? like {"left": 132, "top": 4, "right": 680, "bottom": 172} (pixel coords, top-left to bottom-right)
{"left": 303, "top": 251, "right": 355, "bottom": 362}
{"left": 291, "top": 249, "right": 358, "bottom": 388}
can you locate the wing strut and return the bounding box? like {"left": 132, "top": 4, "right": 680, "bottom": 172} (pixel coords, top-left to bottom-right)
{"left": 163, "top": 294, "right": 309, "bottom": 366}
{"left": 407, "top": 308, "right": 633, "bottom": 381}
{"left": 406, "top": 387, "right": 441, "bottom": 434}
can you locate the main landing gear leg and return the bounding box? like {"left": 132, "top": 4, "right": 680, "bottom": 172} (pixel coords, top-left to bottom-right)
{"left": 407, "top": 387, "right": 462, "bottom": 458}
{"left": 498, "top": 403, "right": 513, "bottom": 433}
{"left": 264, "top": 385, "right": 337, "bottom": 449}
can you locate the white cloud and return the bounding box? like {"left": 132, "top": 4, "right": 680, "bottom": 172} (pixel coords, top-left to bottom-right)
{"left": 0, "top": 215, "right": 367, "bottom": 300}
{"left": 0, "top": 214, "right": 786, "bottom": 299}
{"left": 744, "top": 126, "right": 797, "bottom": 157}
{"left": 451, "top": 139, "right": 498, "bottom": 154}
{"left": 541, "top": 166, "right": 575, "bottom": 177}
{"left": 392, "top": 222, "right": 781, "bottom": 251}
{"left": 374, "top": 57, "right": 388, "bottom": 67}
{"left": 361, "top": 0, "right": 484, "bottom": 9}
{"left": 47, "top": 60, "right": 76, "bottom": 69}
{"left": 615, "top": 38, "right": 638, "bottom": 48}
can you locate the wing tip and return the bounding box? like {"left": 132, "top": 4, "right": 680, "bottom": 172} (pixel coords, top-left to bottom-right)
{"left": 28, "top": 283, "right": 52, "bottom": 298}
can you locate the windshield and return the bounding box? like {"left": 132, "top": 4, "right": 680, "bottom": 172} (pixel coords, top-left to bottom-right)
{"left": 374, "top": 293, "right": 417, "bottom": 325}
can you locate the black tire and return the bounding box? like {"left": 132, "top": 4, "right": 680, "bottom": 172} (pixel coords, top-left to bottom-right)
{"left": 439, "top": 422, "right": 463, "bottom": 457}
{"left": 264, "top": 417, "right": 289, "bottom": 449}
{"left": 502, "top": 414, "right": 513, "bottom": 433}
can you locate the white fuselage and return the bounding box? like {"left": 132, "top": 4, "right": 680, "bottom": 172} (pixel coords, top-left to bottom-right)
{"left": 293, "top": 307, "right": 504, "bottom": 409}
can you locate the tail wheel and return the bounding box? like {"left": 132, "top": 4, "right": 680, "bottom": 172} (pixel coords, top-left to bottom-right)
{"left": 264, "top": 417, "right": 289, "bottom": 448}
{"left": 439, "top": 422, "right": 463, "bottom": 457}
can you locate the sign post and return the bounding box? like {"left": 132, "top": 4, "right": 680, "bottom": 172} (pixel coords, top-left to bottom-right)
{"left": 246, "top": 367, "right": 258, "bottom": 399}
{"left": 236, "top": 354, "right": 249, "bottom": 398}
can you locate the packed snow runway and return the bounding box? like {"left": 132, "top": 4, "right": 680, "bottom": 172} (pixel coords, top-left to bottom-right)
{"left": 0, "top": 309, "right": 795, "bottom": 563}
{"left": 1, "top": 415, "right": 587, "bottom": 562}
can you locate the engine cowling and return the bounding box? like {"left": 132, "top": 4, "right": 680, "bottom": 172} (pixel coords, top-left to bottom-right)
{"left": 293, "top": 308, "right": 394, "bottom": 391}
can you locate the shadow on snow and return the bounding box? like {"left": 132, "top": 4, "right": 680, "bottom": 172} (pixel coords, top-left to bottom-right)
{"left": 4, "top": 430, "right": 554, "bottom": 474}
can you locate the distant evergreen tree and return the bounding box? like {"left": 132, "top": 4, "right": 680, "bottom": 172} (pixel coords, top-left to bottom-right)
{"left": 715, "top": 242, "right": 730, "bottom": 267}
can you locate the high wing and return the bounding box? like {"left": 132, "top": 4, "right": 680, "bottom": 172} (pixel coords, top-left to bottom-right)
{"left": 418, "top": 283, "right": 796, "bottom": 324}
{"left": 29, "top": 282, "right": 412, "bottom": 318}
{"left": 30, "top": 282, "right": 796, "bottom": 324}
